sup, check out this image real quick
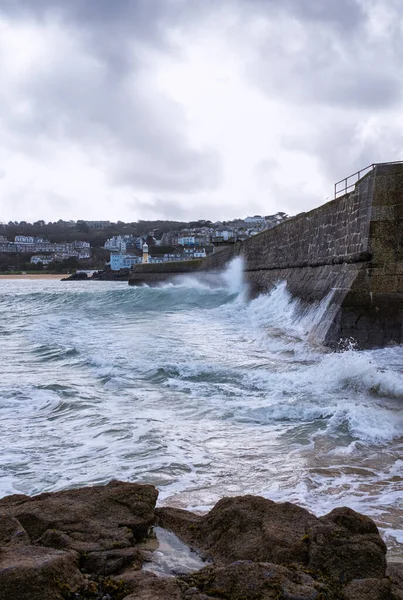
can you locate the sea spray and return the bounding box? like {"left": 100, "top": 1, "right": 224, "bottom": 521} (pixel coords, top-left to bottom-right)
{"left": 240, "top": 280, "right": 336, "bottom": 346}
{"left": 169, "top": 255, "right": 246, "bottom": 297}
{"left": 221, "top": 256, "right": 246, "bottom": 296}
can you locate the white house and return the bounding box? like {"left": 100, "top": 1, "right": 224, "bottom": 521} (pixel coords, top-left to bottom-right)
{"left": 178, "top": 235, "right": 197, "bottom": 246}
{"left": 214, "top": 227, "right": 235, "bottom": 241}
{"left": 104, "top": 235, "right": 128, "bottom": 252}
{"left": 193, "top": 248, "right": 207, "bottom": 258}
{"left": 85, "top": 221, "right": 111, "bottom": 229}
{"left": 245, "top": 215, "right": 265, "bottom": 224}
{"left": 15, "top": 235, "right": 35, "bottom": 243}
{"left": 104, "top": 235, "right": 142, "bottom": 252}
{"left": 30, "top": 255, "right": 53, "bottom": 265}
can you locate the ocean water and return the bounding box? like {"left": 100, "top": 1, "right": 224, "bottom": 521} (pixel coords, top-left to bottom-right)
{"left": 0, "top": 259, "right": 402, "bottom": 558}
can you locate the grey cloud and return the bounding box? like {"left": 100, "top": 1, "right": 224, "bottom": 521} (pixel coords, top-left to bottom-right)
{"left": 250, "top": 40, "right": 402, "bottom": 111}
{"left": 41, "top": 191, "right": 75, "bottom": 215}
{"left": 2, "top": 0, "right": 403, "bottom": 219}
{"left": 253, "top": 159, "right": 278, "bottom": 191}
{"left": 131, "top": 196, "right": 210, "bottom": 221}
{"left": 238, "top": 0, "right": 403, "bottom": 187}
{"left": 284, "top": 0, "right": 363, "bottom": 28}
{"left": 242, "top": 0, "right": 402, "bottom": 111}
{"left": 269, "top": 182, "right": 325, "bottom": 217}
{"left": 1, "top": 54, "right": 220, "bottom": 191}
{"left": 2, "top": 0, "right": 389, "bottom": 117}
{"left": 284, "top": 117, "right": 403, "bottom": 188}
{"left": 314, "top": 123, "right": 403, "bottom": 183}
{"left": 0, "top": 0, "right": 221, "bottom": 194}
{"left": 239, "top": 0, "right": 364, "bottom": 31}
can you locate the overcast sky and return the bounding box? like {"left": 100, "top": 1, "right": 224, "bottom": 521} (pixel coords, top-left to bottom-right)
{"left": 1, "top": 0, "right": 402, "bottom": 223}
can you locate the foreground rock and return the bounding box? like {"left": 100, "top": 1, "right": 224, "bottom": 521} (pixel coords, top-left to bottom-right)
{"left": 157, "top": 495, "right": 387, "bottom": 582}
{"left": 0, "top": 546, "right": 84, "bottom": 600}
{"left": 0, "top": 482, "right": 401, "bottom": 599}
{"left": 0, "top": 480, "right": 157, "bottom": 553}
{"left": 0, "top": 481, "right": 156, "bottom": 600}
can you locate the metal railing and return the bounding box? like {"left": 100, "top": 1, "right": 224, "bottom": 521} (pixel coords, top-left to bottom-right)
{"left": 334, "top": 161, "right": 403, "bottom": 199}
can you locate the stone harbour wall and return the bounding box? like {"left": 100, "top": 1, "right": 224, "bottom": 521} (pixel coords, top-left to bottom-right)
{"left": 128, "top": 259, "right": 202, "bottom": 285}
{"left": 129, "top": 163, "right": 403, "bottom": 348}
{"left": 202, "top": 171, "right": 374, "bottom": 274}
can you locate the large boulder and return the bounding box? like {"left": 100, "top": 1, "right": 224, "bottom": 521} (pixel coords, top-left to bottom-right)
{"left": 122, "top": 571, "right": 183, "bottom": 600}
{"left": 80, "top": 546, "right": 143, "bottom": 576}
{"left": 387, "top": 563, "right": 403, "bottom": 600}
{"left": 0, "top": 515, "right": 30, "bottom": 546}
{"left": 309, "top": 506, "right": 387, "bottom": 582}
{"left": 156, "top": 495, "right": 387, "bottom": 584}
{"left": 180, "top": 560, "right": 337, "bottom": 600}
{"left": 119, "top": 561, "right": 337, "bottom": 600}
{"left": 342, "top": 577, "right": 392, "bottom": 600}
{"left": 0, "top": 480, "right": 157, "bottom": 553}
{"left": 156, "top": 496, "right": 317, "bottom": 565}
{"left": 0, "top": 545, "right": 84, "bottom": 600}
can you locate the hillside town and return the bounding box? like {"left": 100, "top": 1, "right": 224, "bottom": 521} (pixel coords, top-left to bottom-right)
{"left": 0, "top": 213, "right": 288, "bottom": 273}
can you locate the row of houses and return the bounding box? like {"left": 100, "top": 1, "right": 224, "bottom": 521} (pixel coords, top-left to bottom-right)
{"left": 110, "top": 247, "right": 207, "bottom": 270}
{"left": 0, "top": 236, "right": 91, "bottom": 263}
{"left": 30, "top": 252, "right": 89, "bottom": 265}
{"left": 103, "top": 214, "right": 287, "bottom": 254}
{"left": 160, "top": 214, "right": 287, "bottom": 246}
{"left": 104, "top": 235, "right": 143, "bottom": 252}
{"left": 105, "top": 213, "right": 288, "bottom": 270}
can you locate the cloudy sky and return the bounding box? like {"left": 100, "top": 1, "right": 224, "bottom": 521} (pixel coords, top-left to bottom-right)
{"left": 1, "top": 0, "right": 402, "bottom": 223}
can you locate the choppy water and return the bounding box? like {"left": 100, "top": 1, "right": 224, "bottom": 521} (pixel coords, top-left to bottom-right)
{"left": 1, "top": 260, "right": 402, "bottom": 558}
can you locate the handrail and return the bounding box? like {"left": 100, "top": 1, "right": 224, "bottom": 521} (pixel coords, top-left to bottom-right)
{"left": 334, "top": 161, "right": 403, "bottom": 199}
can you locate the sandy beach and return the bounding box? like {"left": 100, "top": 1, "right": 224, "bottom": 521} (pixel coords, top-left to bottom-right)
{"left": 0, "top": 274, "right": 65, "bottom": 280}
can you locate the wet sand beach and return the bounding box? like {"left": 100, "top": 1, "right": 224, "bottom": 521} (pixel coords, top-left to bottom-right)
{"left": 0, "top": 274, "right": 65, "bottom": 280}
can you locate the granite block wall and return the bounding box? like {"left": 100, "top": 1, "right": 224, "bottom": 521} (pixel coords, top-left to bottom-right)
{"left": 129, "top": 163, "right": 403, "bottom": 348}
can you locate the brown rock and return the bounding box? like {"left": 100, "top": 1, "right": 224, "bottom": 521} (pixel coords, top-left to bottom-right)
{"left": 80, "top": 546, "right": 143, "bottom": 575}
{"left": 0, "top": 516, "right": 29, "bottom": 546}
{"left": 157, "top": 495, "right": 317, "bottom": 565}
{"left": 342, "top": 577, "right": 392, "bottom": 600}
{"left": 309, "top": 507, "right": 387, "bottom": 582}
{"left": 37, "top": 528, "right": 73, "bottom": 549}
{"left": 0, "top": 480, "right": 158, "bottom": 552}
{"left": 157, "top": 496, "right": 387, "bottom": 585}
{"left": 116, "top": 570, "right": 183, "bottom": 600}
{"left": 0, "top": 545, "right": 84, "bottom": 600}
{"left": 181, "top": 560, "right": 336, "bottom": 600}
{"left": 387, "top": 563, "right": 403, "bottom": 600}
{"left": 0, "top": 484, "right": 393, "bottom": 600}
{"left": 388, "top": 562, "right": 403, "bottom": 589}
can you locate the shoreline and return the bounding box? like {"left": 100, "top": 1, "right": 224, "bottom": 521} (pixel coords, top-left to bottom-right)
{"left": 0, "top": 273, "right": 66, "bottom": 280}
